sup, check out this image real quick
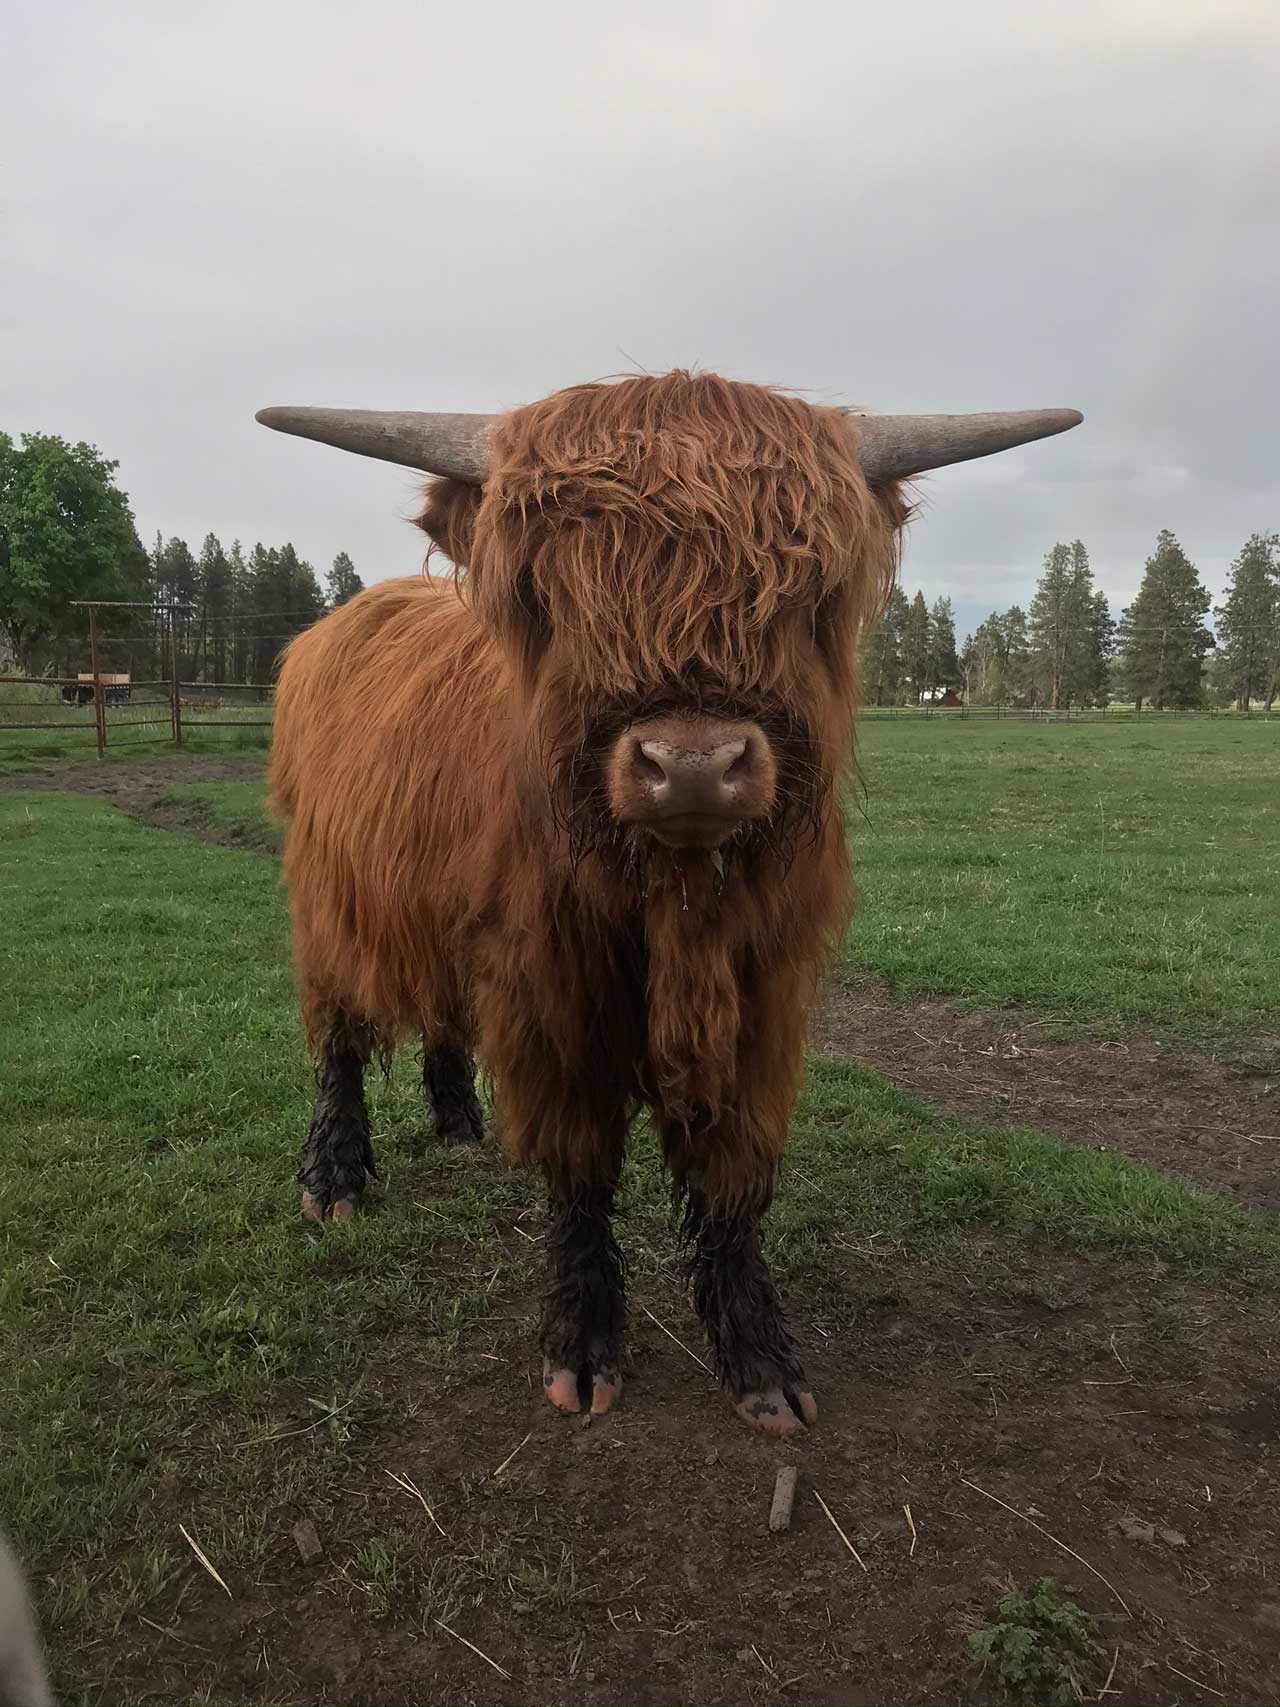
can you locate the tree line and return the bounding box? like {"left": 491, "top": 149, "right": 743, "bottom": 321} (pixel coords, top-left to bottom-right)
{"left": 4, "top": 429, "right": 1278, "bottom": 707}
{"left": 0, "top": 431, "right": 364, "bottom": 681}
{"left": 863, "top": 531, "right": 1280, "bottom": 712}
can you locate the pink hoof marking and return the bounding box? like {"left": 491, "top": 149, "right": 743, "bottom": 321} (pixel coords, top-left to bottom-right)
{"left": 543, "top": 1362, "right": 582, "bottom": 1414}
{"left": 590, "top": 1371, "right": 623, "bottom": 1414}
{"left": 735, "top": 1388, "right": 816, "bottom": 1437}
{"left": 301, "top": 1191, "right": 357, "bottom": 1223}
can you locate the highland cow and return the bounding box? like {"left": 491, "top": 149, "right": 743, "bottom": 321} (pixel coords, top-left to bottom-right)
{"left": 259, "top": 372, "right": 1080, "bottom": 1435}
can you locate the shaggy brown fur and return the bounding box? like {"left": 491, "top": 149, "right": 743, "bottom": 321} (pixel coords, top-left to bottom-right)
{"left": 270, "top": 370, "right": 903, "bottom": 1422}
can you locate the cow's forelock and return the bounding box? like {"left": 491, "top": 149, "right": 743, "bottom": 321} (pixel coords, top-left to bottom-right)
{"left": 422, "top": 372, "right": 904, "bottom": 861}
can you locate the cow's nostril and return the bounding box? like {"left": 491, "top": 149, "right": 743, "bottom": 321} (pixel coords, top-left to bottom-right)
{"left": 722, "top": 741, "right": 751, "bottom": 784}
{"left": 633, "top": 742, "right": 668, "bottom": 785}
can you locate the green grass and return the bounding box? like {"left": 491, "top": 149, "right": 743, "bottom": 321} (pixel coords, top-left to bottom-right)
{"left": 159, "top": 715, "right": 1280, "bottom": 1038}
{"left": 846, "top": 717, "right": 1279, "bottom": 1036}
{"left": 0, "top": 696, "right": 273, "bottom": 773}
{"left": 165, "top": 777, "right": 281, "bottom": 845}
{"left": 2, "top": 786, "right": 1277, "bottom": 1657}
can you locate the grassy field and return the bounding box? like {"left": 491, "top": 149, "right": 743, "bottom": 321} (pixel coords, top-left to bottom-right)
{"left": 0, "top": 684, "right": 272, "bottom": 774}
{"left": 847, "top": 717, "right": 1280, "bottom": 1036}
{"left": 158, "top": 715, "right": 1280, "bottom": 1040}
{"left": 1, "top": 719, "right": 1278, "bottom": 1701}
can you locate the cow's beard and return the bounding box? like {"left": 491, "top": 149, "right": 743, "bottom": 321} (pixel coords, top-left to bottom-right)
{"left": 545, "top": 699, "right": 829, "bottom": 879}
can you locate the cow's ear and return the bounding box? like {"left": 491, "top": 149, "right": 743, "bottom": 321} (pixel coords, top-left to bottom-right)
{"left": 416, "top": 477, "right": 483, "bottom": 570}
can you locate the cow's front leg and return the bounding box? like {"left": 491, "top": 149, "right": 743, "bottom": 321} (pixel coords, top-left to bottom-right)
{"left": 540, "top": 1166, "right": 626, "bottom": 1415}
{"left": 681, "top": 1180, "right": 816, "bottom": 1438}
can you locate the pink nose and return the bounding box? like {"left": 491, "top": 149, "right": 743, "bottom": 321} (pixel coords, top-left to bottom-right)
{"left": 631, "top": 737, "right": 749, "bottom": 818}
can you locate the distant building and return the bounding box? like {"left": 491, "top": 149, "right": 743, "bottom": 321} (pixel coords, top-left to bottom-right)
{"left": 936, "top": 687, "right": 962, "bottom": 708}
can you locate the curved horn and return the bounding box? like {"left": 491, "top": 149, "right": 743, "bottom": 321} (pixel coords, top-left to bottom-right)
{"left": 254, "top": 407, "right": 495, "bottom": 483}
{"left": 844, "top": 408, "right": 1083, "bottom": 483}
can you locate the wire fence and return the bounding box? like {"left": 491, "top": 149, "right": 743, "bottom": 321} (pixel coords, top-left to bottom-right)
{"left": 859, "top": 703, "right": 1276, "bottom": 721}
{"left": 3, "top": 605, "right": 1276, "bottom": 762}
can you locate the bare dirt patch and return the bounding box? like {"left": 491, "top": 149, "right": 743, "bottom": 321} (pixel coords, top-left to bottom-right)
{"left": 811, "top": 983, "right": 1280, "bottom": 1217}
{"left": 0, "top": 754, "right": 276, "bottom": 850}
{"left": 81, "top": 1234, "right": 1279, "bottom": 1707}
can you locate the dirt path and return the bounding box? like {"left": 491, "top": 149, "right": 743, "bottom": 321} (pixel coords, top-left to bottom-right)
{"left": 7, "top": 756, "right": 1278, "bottom": 1215}
{"left": 98, "top": 1233, "right": 1280, "bottom": 1707}
{"left": 0, "top": 753, "right": 276, "bottom": 848}
{"left": 811, "top": 984, "right": 1279, "bottom": 1217}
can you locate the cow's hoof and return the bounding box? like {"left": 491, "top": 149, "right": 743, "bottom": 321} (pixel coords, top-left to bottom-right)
{"left": 301, "top": 1180, "right": 379, "bottom": 1221}
{"left": 734, "top": 1386, "right": 817, "bottom": 1437}
{"left": 542, "top": 1357, "right": 623, "bottom": 1416}
{"left": 436, "top": 1107, "right": 484, "bottom": 1146}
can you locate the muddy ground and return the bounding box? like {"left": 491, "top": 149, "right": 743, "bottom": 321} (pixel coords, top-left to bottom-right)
{"left": 7, "top": 755, "right": 1280, "bottom": 1705}
{"left": 78, "top": 1239, "right": 1280, "bottom": 1706}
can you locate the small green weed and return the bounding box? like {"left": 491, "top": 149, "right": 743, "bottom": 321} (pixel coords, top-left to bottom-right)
{"left": 968, "top": 1577, "right": 1100, "bottom": 1703}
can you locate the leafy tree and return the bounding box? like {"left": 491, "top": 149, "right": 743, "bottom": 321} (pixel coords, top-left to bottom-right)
{"left": 901, "top": 590, "right": 931, "bottom": 703}
{"left": 863, "top": 585, "right": 909, "bottom": 705}
{"left": 961, "top": 605, "right": 1035, "bottom": 706}
{"left": 1117, "top": 530, "right": 1213, "bottom": 709}
{"left": 961, "top": 614, "right": 1004, "bottom": 705}
{"left": 326, "top": 551, "right": 364, "bottom": 609}
{"left": 927, "top": 596, "right": 960, "bottom": 694}
{"left": 0, "top": 432, "right": 148, "bottom": 667}
{"left": 1214, "top": 533, "right": 1279, "bottom": 711}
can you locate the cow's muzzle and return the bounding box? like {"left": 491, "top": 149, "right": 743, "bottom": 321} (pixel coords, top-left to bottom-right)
{"left": 606, "top": 715, "right": 778, "bottom": 849}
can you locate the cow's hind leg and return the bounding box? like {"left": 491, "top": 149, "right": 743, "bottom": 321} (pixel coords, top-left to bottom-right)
{"left": 422, "top": 1041, "right": 484, "bottom": 1145}
{"left": 541, "top": 1165, "right": 626, "bottom": 1416}
{"left": 299, "top": 1015, "right": 378, "bottom": 1222}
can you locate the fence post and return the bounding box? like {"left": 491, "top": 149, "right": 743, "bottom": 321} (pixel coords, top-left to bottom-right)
{"left": 169, "top": 611, "right": 183, "bottom": 748}
{"left": 88, "top": 606, "right": 106, "bottom": 760}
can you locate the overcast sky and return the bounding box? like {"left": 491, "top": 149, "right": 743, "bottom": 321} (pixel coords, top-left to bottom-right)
{"left": 5, "top": 0, "right": 1278, "bottom": 640}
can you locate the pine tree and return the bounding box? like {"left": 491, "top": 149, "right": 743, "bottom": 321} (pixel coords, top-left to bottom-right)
{"left": 927, "top": 596, "right": 960, "bottom": 695}
{"left": 227, "top": 541, "right": 249, "bottom": 683}
{"left": 901, "top": 590, "right": 931, "bottom": 704}
{"left": 1028, "top": 543, "right": 1075, "bottom": 708}
{"left": 1214, "top": 533, "right": 1279, "bottom": 711}
{"left": 1064, "top": 542, "right": 1107, "bottom": 706}
{"left": 1083, "top": 589, "right": 1115, "bottom": 707}
{"left": 1118, "top": 530, "right": 1213, "bottom": 710}
{"left": 152, "top": 536, "right": 199, "bottom": 677}
{"left": 327, "top": 551, "right": 364, "bottom": 609}
{"left": 1000, "top": 606, "right": 1032, "bottom": 706}
{"left": 1026, "top": 541, "right": 1107, "bottom": 709}
{"left": 863, "top": 586, "right": 909, "bottom": 705}
{"left": 196, "top": 534, "right": 234, "bottom": 682}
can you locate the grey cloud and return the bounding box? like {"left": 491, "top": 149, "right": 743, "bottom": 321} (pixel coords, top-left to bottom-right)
{"left": 4, "top": 0, "right": 1277, "bottom": 645}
